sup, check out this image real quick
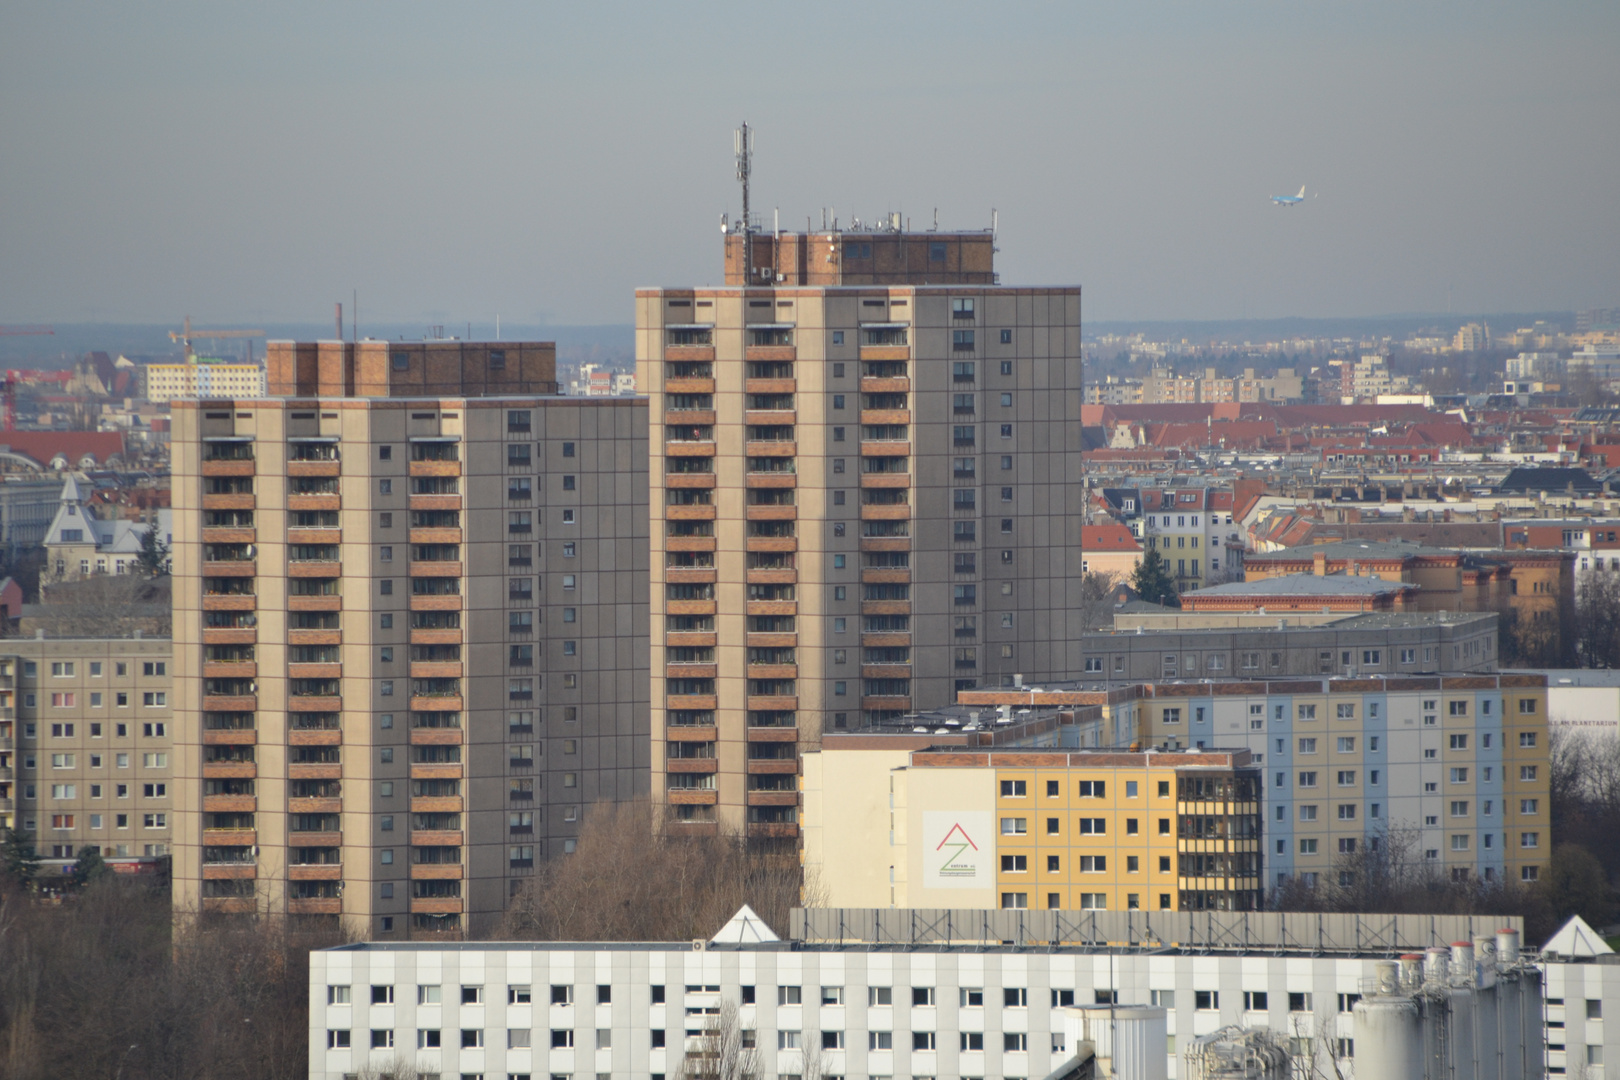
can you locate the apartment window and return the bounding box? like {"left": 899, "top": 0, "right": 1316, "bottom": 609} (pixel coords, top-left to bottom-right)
{"left": 1001, "top": 817, "right": 1027, "bottom": 835}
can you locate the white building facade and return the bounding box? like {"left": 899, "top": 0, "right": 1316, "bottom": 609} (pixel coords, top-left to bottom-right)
{"left": 308, "top": 909, "right": 1539, "bottom": 1080}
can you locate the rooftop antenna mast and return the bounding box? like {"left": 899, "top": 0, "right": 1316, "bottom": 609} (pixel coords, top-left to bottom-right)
{"left": 735, "top": 122, "right": 754, "bottom": 282}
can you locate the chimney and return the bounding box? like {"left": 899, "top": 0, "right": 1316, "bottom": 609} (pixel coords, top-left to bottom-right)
{"left": 1314, "top": 551, "right": 1328, "bottom": 577}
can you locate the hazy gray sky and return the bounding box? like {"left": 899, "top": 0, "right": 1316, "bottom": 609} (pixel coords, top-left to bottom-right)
{"left": 2, "top": 1, "right": 1616, "bottom": 326}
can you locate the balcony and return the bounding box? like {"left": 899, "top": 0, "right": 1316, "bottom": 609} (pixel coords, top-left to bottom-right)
{"left": 665, "top": 409, "right": 717, "bottom": 428}
{"left": 666, "top": 724, "right": 719, "bottom": 742}
{"left": 665, "top": 504, "right": 717, "bottom": 522}
{"left": 664, "top": 376, "right": 716, "bottom": 394}
{"left": 201, "top": 459, "right": 255, "bottom": 478}
{"left": 664, "top": 631, "right": 717, "bottom": 648}
{"left": 745, "top": 632, "right": 797, "bottom": 648}
{"left": 861, "top": 695, "right": 913, "bottom": 712}
{"left": 203, "top": 728, "right": 257, "bottom": 746}
{"left": 288, "top": 898, "right": 342, "bottom": 916}
{"left": 285, "top": 528, "right": 340, "bottom": 546}
{"left": 408, "top": 493, "right": 461, "bottom": 512}
{"left": 410, "top": 727, "right": 464, "bottom": 746}
{"left": 665, "top": 694, "right": 718, "bottom": 711}
{"left": 746, "top": 695, "right": 797, "bottom": 712}
{"left": 202, "top": 762, "right": 257, "bottom": 780}
{"left": 410, "top": 863, "right": 463, "bottom": 880}
{"left": 860, "top": 409, "right": 911, "bottom": 425}
{"left": 410, "top": 897, "right": 464, "bottom": 915}
{"left": 201, "top": 828, "right": 257, "bottom": 847}
{"left": 408, "top": 459, "right": 462, "bottom": 478}
{"left": 286, "top": 494, "right": 340, "bottom": 513}
{"left": 744, "top": 440, "right": 795, "bottom": 458}
{"left": 288, "top": 864, "right": 343, "bottom": 882}
{"left": 288, "top": 595, "right": 341, "bottom": 612}
{"left": 666, "top": 758, "right": 719, "bottom": 775}
{"left": 410, "top": 830, "right": 464, "bottom": 846}
{"left": 746, "top": 726, "right": 797, "bottom": 744}
{"left": 202, "top": 897, "right": 256, "bottom": 914}
{"left": 861, "top": 375, "right": 910, "bottom": 393}
{"left": 860, "top": 504, "right": 911, "bottom": 521}
{"left": 201, "top": 493, "right": 255, "bottom": 511}
{"left": 288, "top": 729, "right": 342, "bottom": 747}
{"left": 200, "top": 864, "right": 257, "bottom": 880}
{"left": 665, "top": 473, "right": 717, "bottom": 490}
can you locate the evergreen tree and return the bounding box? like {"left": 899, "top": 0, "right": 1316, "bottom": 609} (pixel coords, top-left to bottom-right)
{"left": 1130, "top": 548, "right": 1179, "bottom": 607}
{"left": 136, "top": 523, "right": 170, "bottom": 578}
{"left": 70, "top": 846, "right": 109, "bottom": 890}
{"left": 2, "top": 828, "right": 41, "bottom": 890}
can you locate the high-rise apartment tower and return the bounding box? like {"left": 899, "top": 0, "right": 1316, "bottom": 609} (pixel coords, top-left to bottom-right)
{"left": 172, "top": 340, "right": 648, "bottom": 937}
{"left": 637, "top": 225, "right": 1084, "bottom": 840}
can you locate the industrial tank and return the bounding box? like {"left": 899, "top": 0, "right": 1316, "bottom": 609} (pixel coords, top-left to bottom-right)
{"left": 1353, "top": 961, "right": 1425, "bottom": 1080}
{"left": 1072, "top": 1005, "right": 1170, "bottom": 1080}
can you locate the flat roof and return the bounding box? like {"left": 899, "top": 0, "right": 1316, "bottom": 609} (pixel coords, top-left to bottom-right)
{"left": 318, "top": 909, "right": 1522, "bottom": 960}
{"left": 1190, "top": 573, "right": 1412, "bottom": 597}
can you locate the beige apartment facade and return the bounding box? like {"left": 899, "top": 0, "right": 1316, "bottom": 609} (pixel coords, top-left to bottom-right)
{"left": 172, "top": 340, "right": 649, "bottom": 938}
{"left": 637, "top": 231, "right": 1085, "bottom": 841}
{"left": 0, "top": 636, "right": 174, "bottom": 878}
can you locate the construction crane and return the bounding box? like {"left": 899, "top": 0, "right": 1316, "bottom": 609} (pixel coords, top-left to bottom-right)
{"left": 170, "top": 316, "right": 265, "bottom": 362}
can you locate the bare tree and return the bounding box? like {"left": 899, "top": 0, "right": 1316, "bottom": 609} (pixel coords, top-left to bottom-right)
{"left": 501, "top": 799, "right": 817, "bottom": 942}
{"left": 1574, "top": 571, "right": 1620, "bottom": 668}
{"left": 679, "top": 999, "right": 760, "bottom": 1080}
{"left": 1077, "top": 571, "right": 1126, "bottom": 630}
{"left": 29, "top": 575, "right": 172, "bottom": 638}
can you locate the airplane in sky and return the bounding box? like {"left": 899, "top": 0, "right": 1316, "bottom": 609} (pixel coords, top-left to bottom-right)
{"left": 1271, "top": 186, "right": 1309, "bottom": 206}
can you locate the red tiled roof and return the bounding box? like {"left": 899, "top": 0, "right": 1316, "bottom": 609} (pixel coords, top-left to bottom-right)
{"left": 1082, "top": 523, "right": 1142, "bottom": 552}
{"left": 0, "top": 431, "right": 126, "bottom": 466}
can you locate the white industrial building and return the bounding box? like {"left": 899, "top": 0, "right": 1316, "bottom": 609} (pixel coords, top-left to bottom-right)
{"left": 308, "top": 908, "right": 1554, "bottom": 1080}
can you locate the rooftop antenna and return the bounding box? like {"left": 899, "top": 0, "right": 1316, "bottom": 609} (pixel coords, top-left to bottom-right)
{"left": 735, "top": 122, "right": 754, "bottom": 283}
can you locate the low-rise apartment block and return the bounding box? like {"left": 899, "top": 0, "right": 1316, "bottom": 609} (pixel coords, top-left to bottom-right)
{"left": 0, "top": 636, "right": 174, "bottom": 877}
{"left": 143, "top": 359, "right": 268, "bottom": 403}
{"left": 806, "top": 746, "right": 1261, "bottom": 913}
{"left": 805, "top": 672, "right": 1549, "bottom": 910}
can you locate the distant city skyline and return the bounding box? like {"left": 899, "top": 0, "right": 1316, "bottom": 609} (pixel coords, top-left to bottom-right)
{"left": 2, "top": 2, "right": 1617, "bottom": 326}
